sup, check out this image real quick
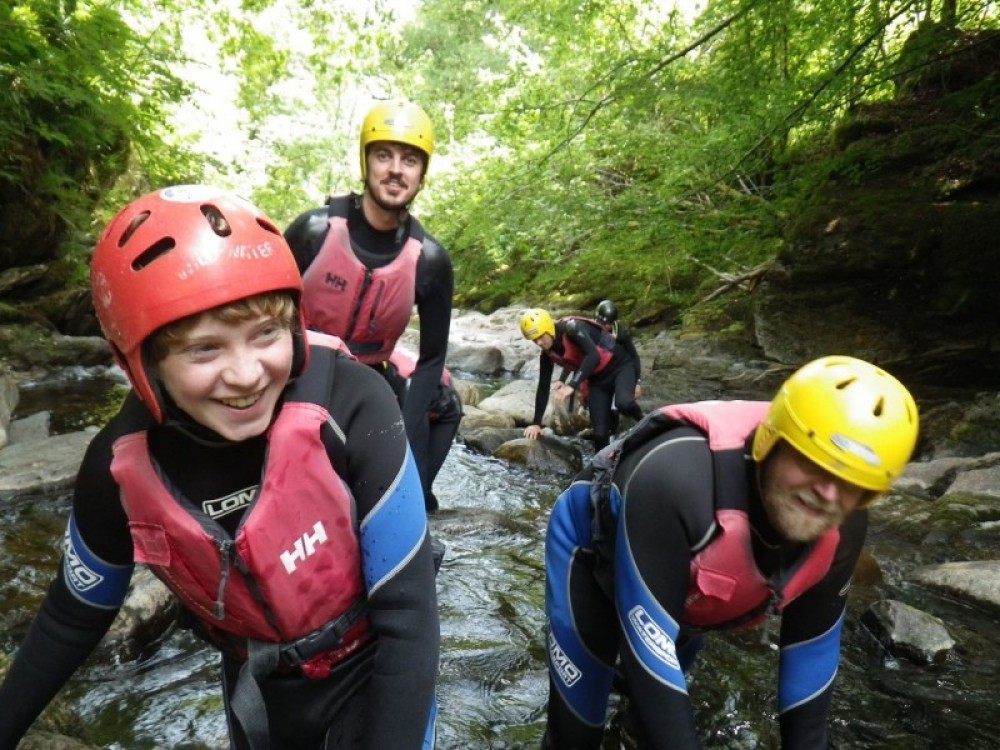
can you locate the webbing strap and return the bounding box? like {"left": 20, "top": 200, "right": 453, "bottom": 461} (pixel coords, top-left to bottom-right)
{"left": 230, "top": 639, "right": 279, "bottom": 749}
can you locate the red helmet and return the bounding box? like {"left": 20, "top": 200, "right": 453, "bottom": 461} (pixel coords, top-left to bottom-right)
{"left": 91, "top": 185, "right": 307, "bottom": 422}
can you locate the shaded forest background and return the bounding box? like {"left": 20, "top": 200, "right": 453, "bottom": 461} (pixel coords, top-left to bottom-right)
{"left": 1, "top": 0, "right": 997, "bottom": 331}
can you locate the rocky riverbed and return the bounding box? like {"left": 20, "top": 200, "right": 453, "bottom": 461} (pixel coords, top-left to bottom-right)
{"left": 1, "top": 307, "right": 998, "bottom": 748}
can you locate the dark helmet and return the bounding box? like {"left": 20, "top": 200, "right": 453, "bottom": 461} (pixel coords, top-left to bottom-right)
{"left": 596, "top": 299, "right": 618, "bottom": 325}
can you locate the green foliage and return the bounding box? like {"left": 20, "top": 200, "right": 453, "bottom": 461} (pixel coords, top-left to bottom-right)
{"left": 0, "top": 0, "right": 203, "bottom": 281}
{"left": 377, "top": 0, "right": 999, "bottom": 322}
{"left": 3, "top": 0, "right": 1000, "bottom": 339}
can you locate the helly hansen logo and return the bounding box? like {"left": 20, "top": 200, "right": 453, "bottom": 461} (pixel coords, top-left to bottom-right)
{"left": 548, "top": 630, "right": 582, "bottom": 688}
{"left": 280, "top": 521, "right": 328, "bottom": 574}
{"left": 628, "top": 606, "right": 680, "bottom": 670}
{"left": 325, "top": 273, "right": 348, "bottom": 291}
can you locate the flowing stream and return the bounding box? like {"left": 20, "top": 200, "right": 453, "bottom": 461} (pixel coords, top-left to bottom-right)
{"left": 1, "top": 369, "right": 998, "bottom": 749}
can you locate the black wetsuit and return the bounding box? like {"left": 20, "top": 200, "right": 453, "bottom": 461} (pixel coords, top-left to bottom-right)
{"left": 532, "top": 318, "right": 643, "bottom": 449}
{"left": 608, "top": 320, "right": 641, "bottom": 383}
{"left": 284, "top": 194, "right": 454, "bottom": 509}
{"left": 543, "top": 416, "right": 867, "bottom": 749}
{"left": 0, "top": 348, "right": 439, "bottom": 749}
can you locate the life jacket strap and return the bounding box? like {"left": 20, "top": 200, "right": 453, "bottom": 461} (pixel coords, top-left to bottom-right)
{"left": 230, "top": 639, "right": 279, "bottom": 749}
{"left": 278, "top": 598, "right": 368, "bottom": 668}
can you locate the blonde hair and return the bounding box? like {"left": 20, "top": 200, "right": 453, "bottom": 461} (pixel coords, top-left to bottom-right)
{"left": 148, "top": 292, "right": 296, "bottom": 363}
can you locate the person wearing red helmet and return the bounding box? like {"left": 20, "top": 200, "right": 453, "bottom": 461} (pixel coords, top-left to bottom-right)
{"left": 0, "top": 186, "right": 440, "bottom": 749}
{"left": 284, "top": 100, "right": 453, "bottom": 512}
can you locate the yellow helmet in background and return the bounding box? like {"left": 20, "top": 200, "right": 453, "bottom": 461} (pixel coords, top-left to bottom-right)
{"left": 360, "top": 100, "right": 434, "bottom": 181}
{"left": 520, "top": 309, "right": 555, "bottom": 341}
{"left": 752, "top": 355, "right": 919, "bottom": 493}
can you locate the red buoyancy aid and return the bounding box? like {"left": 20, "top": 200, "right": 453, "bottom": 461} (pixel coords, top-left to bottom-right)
{"left": 546, "top": 317, "right": 615, "bottom": 374}
{"left": 388, "top": 345, "right": 452, "bottom": 387}
{"left": 599, "top": 402, "right": 840, "bottom": 630}
{"left": 111, "top": 346, "right": 368, "bottom": 668}
{"left": 665, "top": 402, "right": 840, "bottom": 629}
{"left": 301, "top": 213, "right": 421, "bottom": 364}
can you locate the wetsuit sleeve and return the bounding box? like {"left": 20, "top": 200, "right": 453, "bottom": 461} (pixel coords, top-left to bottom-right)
{"left": 618, "top": 327, "right": 642, "bottom": 380}
{"left": 0, "top": 422, "right": 133, "bottom": 745}
{"left": 777, "top": 509, "right": 868, "bottom": 749}
{"left": 563, "top": 320, "right": 602, "bottom": 389}
{"left": 613, "top": 432, "right": 715, "bottom": 749}
{"left": 283, "top": 206, "right": 331, "bottom": 274}
{"left": 332, "top": 358, "right": 439, "bottom": 749}
{"left": 0, "top": 573, "right": 122, "bottom": 744}
{"left": 532, "top": 352, "right": 555, "bottom": 426}
{"left": 404, "top": 234, "right": 454, "bottom": 486}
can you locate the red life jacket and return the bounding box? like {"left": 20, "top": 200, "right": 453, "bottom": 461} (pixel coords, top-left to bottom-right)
{"left": 388, "top": 344, "right": 452, "bottom": 387}
{"left": 597, "top": 402, "right": 840, "bottom": 631}
{"left": 547, "top": 317, "right": 614, "bottom": 373}
{"left": 111, "top": 342, "right": 369, "bottom": 678}
{"left": 300, "top": 201, "right": 422, "bottom": 364}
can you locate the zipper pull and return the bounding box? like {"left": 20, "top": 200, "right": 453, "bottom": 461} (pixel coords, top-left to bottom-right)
{"left": 759, "top": 595, "right": 780, "bottom": 650}
{"left": 215, "top": 539, "right": 233, "bottom": 620}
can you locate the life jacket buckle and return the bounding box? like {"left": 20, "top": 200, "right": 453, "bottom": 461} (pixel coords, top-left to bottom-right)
{"left": 278, "top": 599, "right": 367, "bottom": 667}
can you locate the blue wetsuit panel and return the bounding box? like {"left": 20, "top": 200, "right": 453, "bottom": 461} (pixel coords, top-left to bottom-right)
{"left": 359, "top": 446, "right": 427, "bottom": 594}
{"left": 62, "top": 511, "right": 133, "bottom": 609}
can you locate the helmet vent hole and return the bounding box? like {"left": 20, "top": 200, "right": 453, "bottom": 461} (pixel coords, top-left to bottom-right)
{"left": 119, "top": 212, "right": 151, "bottom": 247}
{"left": 131, "top": 238, "right": 176, "bottom": 271}
{"left": 256, "top": 217, "right": 281, "bottom": 236}
{"left": 201, "top": 205, "right": 231, "bottom": 237}
{"left": 873, "top": 397, "right": 885, "bottom": 416}
{"left": 835, "top": 376, "right": 856, "bottom": 390}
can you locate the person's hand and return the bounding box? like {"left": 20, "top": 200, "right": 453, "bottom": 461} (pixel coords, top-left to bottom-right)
{"left": 551, "top": 382, "right": 574, "bottom": 407}
{"left": 524, "top": 424, "right": 542, "bottom": 440}
{"left": 635, "top": 383, "right": 643, "bottom": 399}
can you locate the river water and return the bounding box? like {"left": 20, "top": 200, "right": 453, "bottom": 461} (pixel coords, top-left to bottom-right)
{"left": 2, "top": 370, "right": 998, "bottom": 749}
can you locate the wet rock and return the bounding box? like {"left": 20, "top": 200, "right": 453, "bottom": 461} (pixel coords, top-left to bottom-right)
{"left": 447, "top": 344, "right": 505, "bottom": 376}
{"left": 910, "top": 560, "right": 1000, "bottom": 615}
{"left": 0, "top": 364, "right": 17, "bottom": 449}
{"left": 493, "top": 436, "right": 583, "bottom": 477}
{"left": 0, "top": 429, "right": 97, "bottom": 500}
{"left": 943, "top": 462, "right": 1000, "bottom": 499}
{"left": 462, "top": 426, "right": 524, "bottom": 455}
{"left": 8, "top": 411, "right": 51, "bottom": 444}
{"left": 452, "top": 380, "right": 481, "bottom": 408}
{"left": 458, "top": 406, "right": 516, "bottom": 435}
{"left": 895, "top": 455, "right": 986, "bottom": 499}
{"left": 96, "top": 566, "right": 180, "bottom": 664}
{"left": 478, "top": 379, "right": 541, "bottom": 426}
{"left": 0, "top": 323, "right": 110, "bottom": 373}
{"left": 861, "top": 599, "right": 955, "bottom": 664}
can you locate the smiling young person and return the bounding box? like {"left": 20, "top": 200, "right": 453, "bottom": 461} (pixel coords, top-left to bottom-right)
{"left": 541, "top": 356, "right": 919, "bottom": 749}
{"left": 283, "top": 100, "right": 454, "bottom": 512}
{"left": 0, "top": 186, "right": 439, "bottom": 750}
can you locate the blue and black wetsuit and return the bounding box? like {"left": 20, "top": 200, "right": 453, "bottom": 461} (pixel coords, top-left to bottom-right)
{"left": 543, "top": 405, "right": 867, "bottom": 749}
{"left": 0, "top": 345, "right": 439, "bottom": 750}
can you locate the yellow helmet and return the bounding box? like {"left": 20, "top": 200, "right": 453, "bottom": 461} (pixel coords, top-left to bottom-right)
{"left": 752, "top": 355, "right": 919, "bottom": 492}
{"left": 360, "top": 100, "right": 434, "bottom": 181}
{"left": 520, "top": 308, "right": 555, "bottom": 341}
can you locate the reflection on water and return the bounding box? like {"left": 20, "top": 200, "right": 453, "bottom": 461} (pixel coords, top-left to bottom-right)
{"left": 2, "top": 372, "right": 999, "bottom": 749}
